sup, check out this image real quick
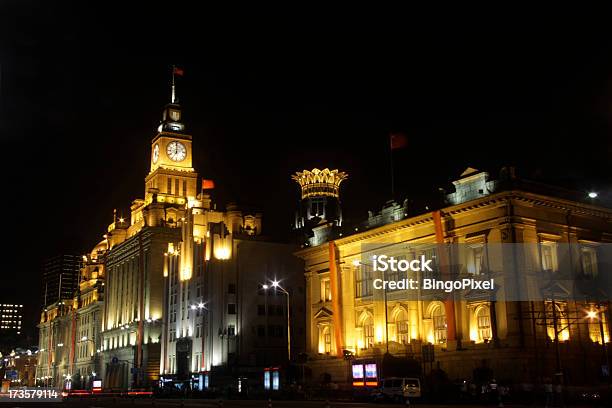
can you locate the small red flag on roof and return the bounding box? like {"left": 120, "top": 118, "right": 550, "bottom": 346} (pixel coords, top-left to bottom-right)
{"left": 173, "top": 66, "right": 184, "bottom": 76}
{"left": 390, "top": 132, "right": 408, "bottom": 150}
{"left": 202, "top": 179, "right": 215, "bottom": 190}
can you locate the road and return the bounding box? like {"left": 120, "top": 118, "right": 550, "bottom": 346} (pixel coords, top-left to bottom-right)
{"left": 0, "top": 398, "right": 589, "bottom": 408}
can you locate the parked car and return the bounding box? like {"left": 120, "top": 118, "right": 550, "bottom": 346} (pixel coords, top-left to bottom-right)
{"left": 372, "top": 377, "right": 421, "bottom": 402}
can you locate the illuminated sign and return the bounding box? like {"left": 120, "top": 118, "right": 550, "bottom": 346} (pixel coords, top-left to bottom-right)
{"left": 352, "top": 364, "right": 364, "bottom": 379}
{"left": 264, "top": 371, "right": 270, "bottom": 390}
{"left": 365, "top": 363, "right": 377, "bottom": 379}
{"left": 272, "top": 371, "right": 279, "bottom": 391}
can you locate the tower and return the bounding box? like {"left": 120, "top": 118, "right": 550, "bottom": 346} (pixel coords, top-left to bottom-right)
{"left": 145, "top": 75, "right": 198, "bottom": 208}
{"left": 292, "top": 168, "right": 347, "bottom": 246}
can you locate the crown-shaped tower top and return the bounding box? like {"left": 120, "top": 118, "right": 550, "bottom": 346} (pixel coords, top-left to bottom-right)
{"left": 292, "top": 168, "right": 348, "bottom": 199}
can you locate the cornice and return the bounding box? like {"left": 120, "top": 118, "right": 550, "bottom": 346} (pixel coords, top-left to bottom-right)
{"left": 295, "top": 190, "right": 612, "bottom": 258}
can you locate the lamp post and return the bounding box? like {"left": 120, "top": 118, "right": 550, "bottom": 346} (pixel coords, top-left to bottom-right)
{"left": 587, "top": 304, "right": 610, "bottom": 382}
{"left": 264, "top": 281, "right": 291, "bottom": 363}
{"left": 79, "top": 336, "right": 97, "bottom": 389}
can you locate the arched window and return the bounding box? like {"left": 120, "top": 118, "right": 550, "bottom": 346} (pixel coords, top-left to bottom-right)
{"left": 475, "top": 306, "right": 491, "bottom": 342}
{"left": 395, "top": 309, "right": 409, "bottom": 344}
{"left": 362, "top": 315, "right": 374, "bottom": 349}
{"left": 587, "top": 308, "right": 610, "bottom": 345}
{"left": 545, "top": 301, "right": 570, "bottom": 341}
{"left": 431, "top": 304, "right": 447, "bottom": 344}
{"left": 318, "top": 325, "right": 332, "bottom": 354}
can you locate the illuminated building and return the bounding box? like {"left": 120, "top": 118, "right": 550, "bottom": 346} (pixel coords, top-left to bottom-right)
{"left": 35, "top": 299, "right": 77, "bottom": 388}
{"left": 296, "top": 167, "right": 612, "bottom": 385}
{"left": 0, "top": 303, "right": 25, "bottom": 361}
{"left": 41, "top": 255, "right": 81, "bottom": 309}
{"left": 0, "top": 303, "right": 23, "bottom": 335}
{"left": 35, "top": 244, "right": 105, "bottom": 389}
{"left": 293, "top": 168, "right": 347, "bottom": 246}
{"left": 82, "top": 79, "right": 305, "bottom": 390}
{"left": 1, "top": 348, "right": 38, "bottom": 387}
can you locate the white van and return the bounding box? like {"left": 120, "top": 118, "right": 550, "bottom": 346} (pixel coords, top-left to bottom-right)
{"left": 375, "top": 377, "right": 422, "bottom": 401}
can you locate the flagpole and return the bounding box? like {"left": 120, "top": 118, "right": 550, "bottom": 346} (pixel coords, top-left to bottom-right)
{"left": 171, "top": 65, "right": 176, "bottom": 103}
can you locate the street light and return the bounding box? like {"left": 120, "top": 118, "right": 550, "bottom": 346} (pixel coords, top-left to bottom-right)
{"left": 263, "top": 281, "right": 291, "bottom": 362}
{"left": 586, "top": 305, "right": 610, "bottom": 382}
{"left": 588, "top": 192, "right": 598, "bottom": 199}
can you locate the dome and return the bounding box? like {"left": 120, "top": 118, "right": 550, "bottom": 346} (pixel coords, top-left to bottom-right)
{"left": 90, "top": 240, "right": 107, "bottom": 260}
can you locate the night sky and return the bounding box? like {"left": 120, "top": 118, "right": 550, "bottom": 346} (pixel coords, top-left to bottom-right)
{"left": 4, "top": 4, "right": 612, "bottom": 339}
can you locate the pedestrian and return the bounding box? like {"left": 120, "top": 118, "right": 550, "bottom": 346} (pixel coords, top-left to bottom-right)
{"left": 543, "top": 378, "right": 553, "bottom": 408}
{"left": 554, "top": 382, "right": 564, "bottom": 408}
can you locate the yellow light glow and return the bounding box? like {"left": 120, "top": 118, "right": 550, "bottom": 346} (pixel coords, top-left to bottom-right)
{"left": 181, "top": 266, "right": 192, "bottom": 281}
{"left": 357, "top": 339, "right": 365, "bottom": 350}
{"left": 214, "top": 246, "right": 231, "bottom": 260}
{"left": 375, "top": 325, "right": 383, "bottom": 343}
{"left": 427, "top": 332, "right": 435, "bottom": 344}
{"left": 291, "top": 168, "right": 348, "bottom": 199}
{"left": 470, "top": 328, "right": 479, "bottom": 343}
{"left": 586, "top": 310, "right": 598, "bottom": 319}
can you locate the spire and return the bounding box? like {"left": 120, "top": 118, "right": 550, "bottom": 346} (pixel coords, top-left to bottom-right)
{"left": 171, "top": 65, "right": 184, "bottom": 104}
{"left": 171, "top": 68, "right": 177, "bottom": 104}
{"left": 158, "top": 66, "right": 185, "bottom": 134}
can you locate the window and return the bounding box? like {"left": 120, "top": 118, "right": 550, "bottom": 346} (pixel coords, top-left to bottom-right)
{"left": 196, "top": 324, "right": 201, "bottom": 338}
{"left": 355, "top": 264, "right": 373, "bottom": 298}
{"left": 545, "top": 301, "right": 570, "bottom": 341}
{"left": 175, "top": 179, "right": 179, "bottom": 196}
{"left": 257, "top": 305, "right": 265, "bottom": 316}
{"left": 194, "top": 353, "right": 201, "bottom": 372}
{"left": 228, "top": 284, "right": 236, "bottom": 294}
{"left": 275, "top": 305, "right": 284, "bottom": 316}
{"left": 581, "top": 246, "right": 598, "bottom": 278}
{"left": 321, "top": 278, "right": 331, "bottom": 302}
{"left": 269, "top": 325, "right": 283, "bottom": 337}
{"left": 227, "top": 303, "right": 236, "bottom": 315}
{"left": 540, "top": 241, "right": 558, "bottom": 272}
{"left": 420, "top": 248, "right": 439, "bottom": 279}
{"left": 432, "top": 304, "right": 447, "bottom": 344}
{"left": 467, "top": 244, "right": 484, "bottom": 275}
{"left": 395, "top": 310, "right": 409, "bottom": 344}
{"left": 183, "top": 180, "right": 187, "bottom": 197}
{"left": 363, "top": 317, "right": 374, "bottom": 348}
{"left": 257, "top": 325, "right": 265, "bottom": 337}
{"left": 476, "top": 306, "right": 491, "bottom": 342}
{"left": 167, "top": 178, "right": 172, "bottom": 194}
{"left": 310, "top": 199, "right": 325, "bottom": 217}
{"left": 587, "top": 307, "right": 610, "bottom": 344}
{"left": 227, "top": 325, "right": 235, "bottom": 336}
{"left": 318, "top": 325, "right": 332, "bottom": 354}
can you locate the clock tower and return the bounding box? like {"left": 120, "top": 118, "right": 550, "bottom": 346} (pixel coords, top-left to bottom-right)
{"left": 145, "top": 81, "right": 198, "bottom": 203}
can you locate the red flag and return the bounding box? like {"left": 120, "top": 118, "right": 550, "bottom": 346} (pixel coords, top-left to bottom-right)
{"left": 390, "top": 132, "right": 408, "bottom": 150}
{"left": 173, "top": 66, "right": 184, "bottom": 76}
{"left": 202, "top": 179, "right": 215, "bottom": 190}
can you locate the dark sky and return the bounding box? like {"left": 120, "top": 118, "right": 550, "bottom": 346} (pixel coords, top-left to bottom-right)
{"left": 4, "top": 4, "right": 612, "bottom": 337}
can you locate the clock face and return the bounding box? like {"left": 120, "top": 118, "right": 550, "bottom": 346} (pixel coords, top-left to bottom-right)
{"left": 152, "top": 144, "right": 160, "bottom": 163}
{"left": 166, "top": 141, "right": 187, "bottom": 162}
